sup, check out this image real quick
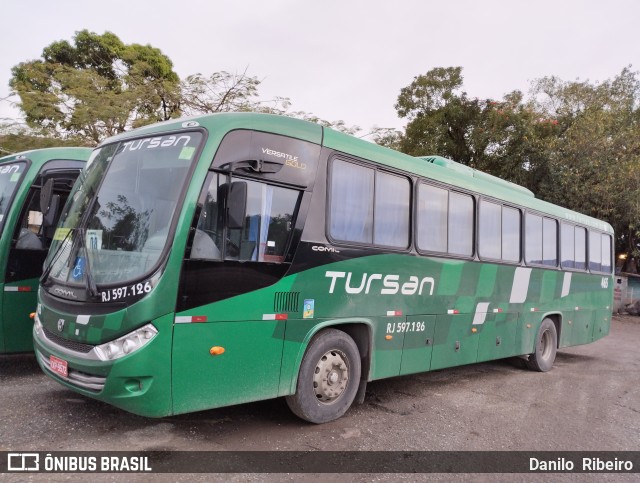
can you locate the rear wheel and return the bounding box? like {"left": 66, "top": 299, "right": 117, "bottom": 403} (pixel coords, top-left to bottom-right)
{"left": 526, "top": 318, "right": 557, "bottom": 372}
{"left": 286, "top": 329, "right": 361, "bottom": 424}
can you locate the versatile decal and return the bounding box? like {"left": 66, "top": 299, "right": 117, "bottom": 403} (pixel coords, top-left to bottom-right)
{"left": 261, "top": 147, "right": 307, "bottom": 170}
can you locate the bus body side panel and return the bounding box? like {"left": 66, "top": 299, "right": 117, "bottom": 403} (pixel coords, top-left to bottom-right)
{"left": 171, "top": 317, "right": 286, "bottom": 415}
{"left": 2, "top": 277, "right": 38, "bottom": 353}
{"left": 278, "top": 252, "right": 613, "bottom": 389}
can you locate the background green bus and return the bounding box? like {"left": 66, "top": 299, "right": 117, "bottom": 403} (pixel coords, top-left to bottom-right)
{"left": 0, "top": 147, "right": 90, "bottom": 353}
{"left": 33, "top": 114, "right": 613, "bottom": 423}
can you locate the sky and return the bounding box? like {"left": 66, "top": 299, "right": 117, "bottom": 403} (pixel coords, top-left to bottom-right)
{"left": 1, "top": 0, "right": 639, "bottom": 137}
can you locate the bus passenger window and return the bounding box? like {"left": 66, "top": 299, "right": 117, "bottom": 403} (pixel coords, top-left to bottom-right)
{"left": 575, "top": 227, "right": 587, "bottom": 270}
{"left": 502, "top": 207, "right": 521, "bottom": 262}
{"left": 542, "top": 218, "right": 557, "bottom": 266}
{"left": 560, "top": 223, "right": 575, "bottom": 269}
{"left": 417, "top": 184, "right": 448, "bottom": 253}
{"left": 329, "top": 160, "right": 374, "bottom": 244}
{"left": 374, "top": 172, "right": 410, "bottom": 248}
{"left": 589, "top": 230, "right": 602, "bottom": 272}
{"left": 525, "top": 214, "right": 542, "bottom": 265}
{"left": 601, "top": 234, "right": 612, "bottom": 273}
{"left": 449, "top": 192, "right": 473, "bottom": 257}
{"left": 479, "top": 200, "right": 501, "bottom": 260}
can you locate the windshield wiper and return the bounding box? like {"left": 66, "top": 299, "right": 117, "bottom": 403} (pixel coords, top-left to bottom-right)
{"left": 40, "top": 227, "right": 75, "bottom": 283}
{"left": 78, "top": 227, "right": 98, "bottom": 298}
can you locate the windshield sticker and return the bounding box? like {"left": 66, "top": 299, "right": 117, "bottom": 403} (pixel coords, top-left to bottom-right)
{"left": 10, "top": 172, "right": 21, "bottom": 182}
{"left": 72, "top": 256, "right": 85, "bottom": 281}
{"left": 53, "top": 227, "right": 71, "bottom": 241}
{"left": 303, "top": 299, "right": 315, "bottom": 319}
{"left": 86, "top": 229, "right": 102, "bottom": 250}
{"left": 179, "top": 146, "right": 196, "bottom": 160}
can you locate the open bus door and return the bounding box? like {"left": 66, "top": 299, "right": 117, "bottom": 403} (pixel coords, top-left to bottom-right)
{"left": 2, "top": 160, "right": 86, "bottom": 353}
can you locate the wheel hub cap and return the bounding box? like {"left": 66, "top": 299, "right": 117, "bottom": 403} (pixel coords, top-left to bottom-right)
{"left": 313, "top": 350, "right": 349, "bottom": 404}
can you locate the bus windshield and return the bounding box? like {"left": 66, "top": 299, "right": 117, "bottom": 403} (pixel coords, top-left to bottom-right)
{"left": 45, "top": 132, "right": 202, "bottom": 292}
{"left": 0, "top": 162, "right": 27, "bottom": 232}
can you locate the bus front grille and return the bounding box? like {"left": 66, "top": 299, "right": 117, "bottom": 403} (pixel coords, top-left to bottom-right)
{"left": 36, "top": 350, "right": 106, "bottom": 393}
{"left": 43, "top": 326, "right": 94, "bottom": 353}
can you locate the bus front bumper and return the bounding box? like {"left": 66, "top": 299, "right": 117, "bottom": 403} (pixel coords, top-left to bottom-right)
{"left": 33, "top": 313, "right": 174, "bottom": 418}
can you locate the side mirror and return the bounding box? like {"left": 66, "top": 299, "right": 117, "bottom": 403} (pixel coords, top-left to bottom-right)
{"left": 40, "top": 178, "right": 54, "bottom": 216}
{"left": 227, "top": 181, "right": 247, "bottom": 230}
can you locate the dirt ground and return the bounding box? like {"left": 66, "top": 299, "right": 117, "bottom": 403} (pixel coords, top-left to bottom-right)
{"left": 1, "top": 315, "right": 638, "bottom": 481}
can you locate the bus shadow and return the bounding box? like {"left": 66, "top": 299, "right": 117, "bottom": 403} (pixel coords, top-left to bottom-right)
{"left": 555, "top": 351, "right": 598, "bottom": 364}
{"left": 0, "top": 353, "right": 42, "bottom": 378}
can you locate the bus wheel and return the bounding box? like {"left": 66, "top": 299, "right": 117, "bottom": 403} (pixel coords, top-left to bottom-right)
{"left": 286, "top": 329, "right": 361, "bottom": 424}
{"left": 526, "top": 318, "right": 557, "bottom": 372}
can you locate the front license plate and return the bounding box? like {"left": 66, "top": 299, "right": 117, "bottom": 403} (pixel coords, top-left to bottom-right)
{"left": 50, "top": 355, "right": 68, "bottom": 377}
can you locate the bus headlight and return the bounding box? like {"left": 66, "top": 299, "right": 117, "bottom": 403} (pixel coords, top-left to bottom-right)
{"left": 34, "top": 312, "right": 44, "bottom": 338}
{"left": 94, "top": 324, "right": 158, "bottom": 361}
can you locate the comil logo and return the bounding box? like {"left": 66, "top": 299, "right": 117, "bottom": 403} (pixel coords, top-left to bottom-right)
{"left": 8, "top": 453, "right": 39, "bottom": 471}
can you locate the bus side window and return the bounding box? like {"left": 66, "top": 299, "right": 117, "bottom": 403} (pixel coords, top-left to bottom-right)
{"left": 14, "top": 191, "right": 45, "bottom": 250}
{"left": 190, "top": 173, "right": 223, "bottom": 260}
{"left": 229, "top": 179, "right": 299, "bottom": 263}
{"left": 190, "top": 174, "right": 299, "bottom": 263}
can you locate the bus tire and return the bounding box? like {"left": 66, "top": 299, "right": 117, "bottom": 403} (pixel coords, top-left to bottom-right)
{"left": 286, "top": 328, "right": 361, "bottom": 424}
{"left": 526, "top": 318, "right": 557, "bottom": 372}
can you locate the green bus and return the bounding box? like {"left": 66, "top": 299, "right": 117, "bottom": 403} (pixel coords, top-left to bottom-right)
{"left": 0, "top": 147, "right": 90, "bottom": 353}
{"left": 33, "top": 114, "right": 613, "bottom": 423}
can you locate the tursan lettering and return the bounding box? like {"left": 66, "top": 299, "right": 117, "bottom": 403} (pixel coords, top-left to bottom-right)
{"left": 0, "top": 164, "right": 20, "bottom": 175}
{"left": 121, "top": 135, "right": 192, "bottom": 152}
{"left": 325, "top": 271, "right": 435, "bottom": 296}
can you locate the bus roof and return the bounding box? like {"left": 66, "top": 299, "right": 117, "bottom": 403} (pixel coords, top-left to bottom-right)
{"left": 0, "top": 147, "right": 93, "bottom": 168}
{"left": 100, "top": 112, "right": 613, "bottom": 234}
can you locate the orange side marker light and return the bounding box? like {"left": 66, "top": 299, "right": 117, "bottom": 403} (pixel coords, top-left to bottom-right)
{"left": 210, "top": 346, "right": 225, "bottom": 356}
{"left": 385, "top": 335, "right": 393, "bottom": 340}
{"left": 29, "top": 312, "right": 36, "bottom": 319}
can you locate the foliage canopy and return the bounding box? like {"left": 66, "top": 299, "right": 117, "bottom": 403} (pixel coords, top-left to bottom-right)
{"left": 10, "top": 30, "right": 181, "bottom": 144}
{"left": 383, "top": 66, "right": 640, "bottom": 267}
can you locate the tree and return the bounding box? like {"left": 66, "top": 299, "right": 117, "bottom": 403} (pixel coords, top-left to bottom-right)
{"left": 532, "top": 67, "right": 640, "bottom": 266}
{"left": 180, "top": 70, "right": 289, "bottom": 116}
{"left": 10, "top": 30, "right": 181, "bottom": 144}
{"left": 388, "top": 66, "right": 640, "bottom": 268}
{"left": 390, "top": 67, "right": 554, "bottom": 192}
{"left": 180, "top": 69, "right": 360, "bottom": 135}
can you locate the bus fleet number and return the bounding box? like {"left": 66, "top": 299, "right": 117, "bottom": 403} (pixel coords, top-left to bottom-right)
{"left": 386, "top": 321, "right": 426, "bottom": 334}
